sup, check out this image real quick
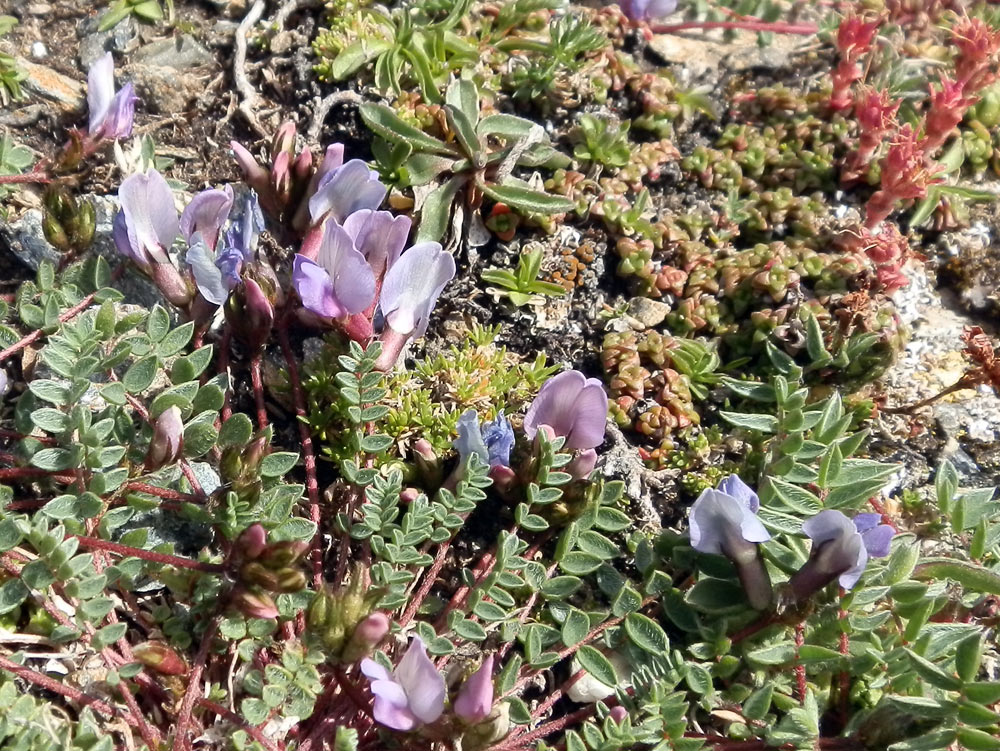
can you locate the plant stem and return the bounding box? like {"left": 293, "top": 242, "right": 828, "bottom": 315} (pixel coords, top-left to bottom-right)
{"left": 74, "top": 535, "right": 225, "bottom": 573}
{"left": 174, "top": 617, "right": 220, "bottom": 751}
{"left": 198, "top": 698, "right": 282, "bottom": 751}
{"left": 648, "top": 19, "right": 818, "bottom": 34}
{"left": 250, "top": 353, "right": 268, "bottom": 431}
{"left": 122, "top": 481, "right": 202, "bottom": 503}
{"left": 0, "top": 170, "right": 51, "bottom": 185}
{"left": 881, "top": 378, "right": 973, "bottom": 414}
{"left": 0, "top": 653, "right": 134, "bottom": 723}
{"left": 277, "top": 319, "right": 324, "bottom": 589}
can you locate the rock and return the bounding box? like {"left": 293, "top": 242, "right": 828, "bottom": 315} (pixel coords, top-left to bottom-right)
{"left": 17, "top": 58, "right": 84, "bottom": 111}
{"left": 648, "top": 30, "right": 802, "bottom": 81}
{"left": 77, "top": 14, "right": 139, "bottom": 71}
{"left": 626, "top": 296, "right": 671, "bottom": 328}
{"left": 126, "top": 63, "right": 207, "bottom": 115}
{"left": 30, "top": 41, "right": 46, "bottom": 59}
{"left": 132, "top": 34, "right": 214, "bottom": 69}
{"left": 0, "top": 207, "right": 61, "bottom": 270}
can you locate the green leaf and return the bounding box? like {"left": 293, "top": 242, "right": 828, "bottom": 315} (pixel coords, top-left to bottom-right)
{"left": 452, "top": 618, "right": 487, "bottom": 641}
{"left": 445, "top": 105, "right": 481, "bottom": 159}
{"left": 219, "top": 414, "right": 254, "bottom": 449}
{"left": 146, "top": 305, "right": 171, "bottom": 342}
{"left": 477, "top": 113, "right": 539, "bottom": 140}
{"left": 913, "top": 559, "right": 1000, "bottom": 595}
{"left": 472, "top": 601, "right": 507, "bottom": 622}
{"left": 132, "top": 0, "right": 164, "bottom": 22}
{"left": 769, "top": 477, "right": 822, "bottom": 514}
{"left": 359, "top": 103, "right": 457, "bottom": 156}
{"left": 958, "top": 727, "right": 1000, "bottom": 751}
{"left": 123, "top": 355, "right": 159, "bottom": 393}
{"left": 183, "top": 421, "right": 218, "bottom": 457}
{"left": 743, "top": 684, "right": 774, "bottom": 720}
{"left": 260, "top": 452, "right": 299, "bottom": 478}
{"left": 92, "top": 622, "right": 128, "bottom": 650}
{"left": 719, "top": 410, "right": 780, "bottom": 433}
{"left": 330, "top": 39, "right": 391, "bottom": 79}
{"left": 559, "top": 551, "right": 603, "bottom": 575}
{"left": 686, "top": 577, "right": 747, "bottom": 614}
{"left": 955, "top": 632, "right": 982, "bottom": 683}
{"left": 0, "top": 578, "right": 29, "bottom": 615}
{"left": 904, "top": 648, "right": 962, "bottom": 691}
{"left": 445, "top": 77, "right": 479, "bottom": 123}
{"left": 624, "top": 612, "right": 669, "bottom": 654}
{"left": 685, "top": 663, "right": 713, "bottom": 695}
{"left": 479, "top": 182, "right": 574, "bottom": 215}
{"left": 158, "top": 321, "right": 195, "bottom": 357}
{"left": 577, "top": 646, "right": 617, "bottom": 687}
{"left": 416, "top": 175, "right": 464, "bottom": 242}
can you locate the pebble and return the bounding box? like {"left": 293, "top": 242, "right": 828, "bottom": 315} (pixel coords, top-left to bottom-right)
{"left": 626, "top": 296, "right": 671, "bottom": 328}
{"left": 77, "top": 14, "right": 139, "bottom": 72}
{"left": 126, "top": 63, "right": 207, "bottom": 115}
{"left": 17, "top": 58, "right": 85, "bottom": 111}
{"left": 132, "top": 34, "right": 215, "bottom": 69}
{"left": 30, "top": 41, "right": 46, "bottom": 59}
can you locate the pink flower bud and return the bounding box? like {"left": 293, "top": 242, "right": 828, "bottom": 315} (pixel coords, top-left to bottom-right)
{"left": 609, "top": 706, "right": 628, "bottom": 724}
{"left": 567, "top": 448, "right": 598, "bottom": 480}
{"left": 454, "top": 655, "right": 494, "bottom": 723}
{"left": 271, "top": 120, "right": 297, "bottom": 160}
{"left": 133, "top": 641, "right": 188, "bottom": 676}
{"left": 237, "top": 524, "right": 268, "bottom": 560}
{"left": 342, "top": 611, "right": 390, "bottom": 661}
{"left": 234, "top": 588, "right": 279, "bottom": 620}
{"left": 145, "top": 406, "right": 184, "bottom": 470}
{"left": 271, "top": 150, "right": 292, "bottom": 207}
{"left": 231, "top": 141, "right": 271, "bottom": 196}
{"left": 293, "top": 148, "right": 313, "bottom": 180}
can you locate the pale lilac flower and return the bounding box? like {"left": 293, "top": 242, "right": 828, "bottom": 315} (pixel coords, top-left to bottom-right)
{"left": 379, "top": 243, "right": 455, "bottom": 338}
{"left": 793, "top": 510, "right": 895, "bottom": 594}
{"left": 180, "top": 186, "right": 234, "bottom": 251}
{"left": 454, "top": 655, "right": 494, "bottom": 724}
{"left": 308, "top": 159, "right": 387, "bottom": 226}
{"left": 341, "top": 209, "right": 412, "bottom": 279}
{"left": 114, "top": 169, "right": 179, "bottom": 268}
{"left": 689, "top": 477, "right": 769, "bottom": 555}
{"left": 688, "top": 475, "right": 772, "bottom": 609}
{"left": 620, "top": 0, "right": 677, "bottom": 22}
{"left": 361, "top": 637, "right": 446, "bottom": 731}
{"left": 186, "top": 191, "right": 263, "bottom": 306}
{"left": 292, "top": 218, "right": 375, "bottom": 320}
{"left": 523, "top": 371, "right": 608, "bottom": 451}
{"left": 87, "top": 52, "right": 137, "bottom": 140}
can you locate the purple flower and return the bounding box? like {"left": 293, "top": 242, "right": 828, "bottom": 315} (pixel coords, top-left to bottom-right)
{"left": 454, "top": 655, "right": 494, "bottom": 724}
{"left": 341, "top": 209, "right": 412, "bottom": 279}
{"left": 523, "top": 371, "right": 608, "bottom": 451}
{"left": 180, "top": 186, "right": 234, "bottom": 252}
{"left": 186, "top": 191, "right": 264, "bottom": 306}
{"left": 379, "top": 243, "right": 455, "bottom": 338}
{"left": 620, "top": 0, "right": 677, "bottom": 23}
{"left": 454, "top": 410, "right": 515, "bottom": 469}
{"left": 796, "top": 510, "right": 895, "bottom": 592}
{"left": 87, "top": 52, "right": 137, "bottom": 140}
{"left": 688, "top": 474, "right": 772, "bottom": 610}
{"left": 308, "top": 159, "right": 387, "bottom": 226}
{"left": 292, "top": 218, "right": 375, "bottom": 320}
{"left": 689, "top": 477, "right": 770, "bottom": 556}
{"left": 360, "top": 637, "right": 446, "bottom": 731}
{"left": 114, "top": 169, "right": 179, "bottom": 268}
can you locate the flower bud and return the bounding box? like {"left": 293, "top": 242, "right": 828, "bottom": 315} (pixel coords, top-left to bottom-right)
{"left": 271, "top": 121, "right": 297, "bottom": 161}
{"left": 231, "top": 141, "right": 270, "bottom": 196}
{"left": 72, "top": 200, "right": 97, "bottom": 249}
{"left": 454, "top": 655, "right": 495, "bottom": 724}
{"left": 234, "top": 588, "right": 279, "bottom": 620}
{"left": 274, "top": 568, "right": 308, "bottom": 593}
{"left": 341, "top": 612, "right": 390, "bottom": 662}
{"left": 260, "top": 540, "right": 310, "bottom": 569}
{"left": 150, "top": 261, "right": 194, "bottom": 308}
{"left": 271, "top": 150, "right": 292, "bottom": 207}
{"left": 241, "top": 561, "right": 280, "bottom": 590}
{"left": 608, "top": 706, "right": 628, "bottom": 725}
{"left": 293, "top": 148, "right": 313, "bottom": 180}
{"left": 42, "top": 213, "right": 70, "bottom": 252}
{"left": 145, "top": 406, "right": 184, "bottom": 470}
{"left": 237, "top": 524, "right": 268, "bottom": 560}
{"left": 225, "top": 277, "right": 274, "bottom": 352}
{"left": 566, "top": 448, "right": 598, "bottom": 480}
{"left": 132, "top": 641, "right": 188, "bottom": 676}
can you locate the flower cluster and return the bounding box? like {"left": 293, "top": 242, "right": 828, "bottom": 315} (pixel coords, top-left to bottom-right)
{"left": 689, "top": 475, "right": 895, "bottom": 607}
{"left": 863, "top": 124, "right": 943, "bottom": 229}
{"left": 361, "top": 638, "right": 495, "bottom": 731}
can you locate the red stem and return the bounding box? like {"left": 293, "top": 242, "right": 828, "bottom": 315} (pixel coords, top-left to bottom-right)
{"left": 174, "top": 617, "right": 220, "bottom": 751}
{"left": 74, "top": 535, "right": 225, "bottom": 573}
{"left": 648, "top": 19, "right": 818, "bottom": 34}
{"left": 123, "top": 480, "right": 202, "bottom": 503}
{"left": 0, "top": 653, "right": 135, "bottom": 724}
{"left": 197, "top": 698, "right": 282, "bottom": 751}
{"left": 794, "top": 623, "right": 807, "bottom": 701}
{"left": 277, "top": 319, "right": 324, "bottom": 589}
{"left": 250, "top": 353, "right": 268, "bottom": 432}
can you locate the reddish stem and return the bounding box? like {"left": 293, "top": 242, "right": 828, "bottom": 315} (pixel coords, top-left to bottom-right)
{"left": 123, "top": 480, "right": 202, "bottom": 503}
{"left": 250, "top": 353, "right": 268, "bottom": 431}
{"left": 648, "top": 19, "right": 818, "bottom": 34}
{"left": 198, "top": 698, "right": 282, "bottom": 751}
{"left": 0, "top": 653, "right": 135, "bottom": 723}
{"left": 174, "top": 617, "right": 220, "bottom": 751}
{"left": 0, "top": 170, "right": 51, "bottom": 185}
{"left": 74, "top": 535, "right": 225, "bottom": 573}
{"left": 794, "top": 623, "right": 807, "bottom": 701}
{"left": 277, "top": 319, "right": 324, "bottom": 589}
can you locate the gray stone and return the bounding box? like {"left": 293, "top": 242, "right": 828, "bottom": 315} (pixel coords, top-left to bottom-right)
{"left": 126, "top": 63, "right": 207, "bottom": 115}
{"left": 626, "top": 296, "right": 671, "bottom": 328}
{"left": 132, "top": 34, "right": 214, "bottom": 69}
{"left": 77, "top": 14, "right": 139, "bottom": 71}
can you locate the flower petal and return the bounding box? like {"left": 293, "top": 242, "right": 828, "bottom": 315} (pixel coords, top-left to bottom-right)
{"left": 454, "top": 409, "right": 488, "bottom": 465}
{"left": 860, "top": 524, "right": 895, "bottom": 559}
{"left": 524, "top": 370, "right": 585, "bottom": 441}
{"left": 104, "top": 82, "right": 138, "bottom": 140}
{"left": 186, "top": 240, "right": 228, "bottom": 305}
{"left": 87, "top": 52, "right": 115, "bottom": 136}
{"left": 293, "top": 255, "right": 343, "bottom": 319}
{"left": 851, "top": 513, "right": 882, "bottom": 534}
{"left": 181, "top": 186, "right": 234, "bottom": 249}
{"left": 343, "top": 209, "right": 412, "bottom": 277}
{"left": 394, "top": 637, "right": 445, "bottom": 725}
{"left": 379, "top": 242, "right": 455, "bottom": 337}
{"left": 369, "top": 679, "right": 417, "bottom": 731}
{"left": 454, "top": 655, "right": 494, "bottom": 723}
{"left": 316, "top": 219, "right": 376, "bottom": 315}
{"left": 309, "top": 159, "right": 387, "bottom": 225}
{"left": 717, "top": 474, "right": 760, "bottom": 513}
{"left": 482, "top": 412, "right": 514, "bottom": 468}
{"left": 838, "top": 544, "right": 868, "bottom": 590}
{"left": 360, "top": 658, "right": 392, "bottom": 683}
{"left": 118, "top": 169, "right": 179, "bottom": 265}
{"left": 565, "top": 379, "right": 608, "bottom": 450}
{"left": 801, "top": 509, "right": 856, "bottom": 545}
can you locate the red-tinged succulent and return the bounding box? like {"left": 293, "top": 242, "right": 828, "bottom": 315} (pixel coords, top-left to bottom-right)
{"left": 842, "top": 87, "right": 899, "bottom": 183}
{"left": 924, "top": 76, "right": 977, "bottom": 153}
{"left": 829, "top": 15, "right": 881, "bottom": 111}
{"left": 864, "top": 125, "right": 943, "bottom": 229}
{"left": 952, "top": 15, "right": 1000, "bottom": 92}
